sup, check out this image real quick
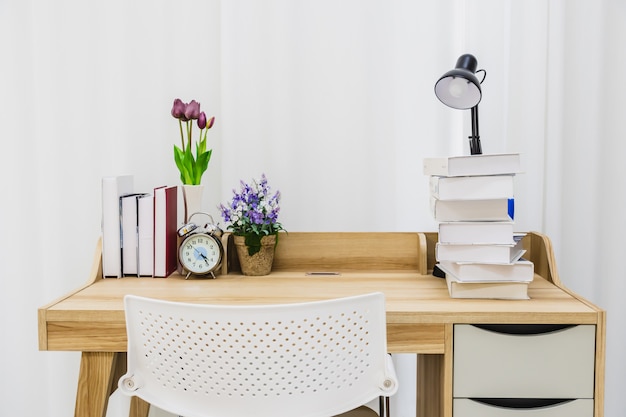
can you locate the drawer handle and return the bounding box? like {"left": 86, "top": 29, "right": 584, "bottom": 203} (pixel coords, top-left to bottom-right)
{"left": 472, "top": 324, "right": 575, "bottom": 335}
{"left": 469, "top": 398, "right": 575, "bottom": 409}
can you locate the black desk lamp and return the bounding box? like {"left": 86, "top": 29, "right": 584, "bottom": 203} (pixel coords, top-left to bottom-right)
{"left": 434, "top": 54, "right": 486, "bottom": 155}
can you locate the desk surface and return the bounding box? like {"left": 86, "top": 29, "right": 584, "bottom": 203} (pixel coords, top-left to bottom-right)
{"left": 44, "top": 271, "right": 599, "bottom": 316}
{"left": 38, "top": 237, "right": 601, "bottom": 353}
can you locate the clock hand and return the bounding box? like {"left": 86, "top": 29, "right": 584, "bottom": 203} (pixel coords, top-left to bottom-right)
{"left": 193, "top": 247, "right": 210, "bottom": 264}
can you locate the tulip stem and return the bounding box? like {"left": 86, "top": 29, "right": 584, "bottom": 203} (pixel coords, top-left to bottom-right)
{"left": 186, "top": 121, "right": 192, "bottom": 151}
{"left": 178, "top": 119, "right": 185, "bottom": 149}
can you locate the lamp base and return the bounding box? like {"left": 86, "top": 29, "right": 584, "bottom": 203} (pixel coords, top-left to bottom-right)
{"left": 469, "top": 136, "right": 482, "bottom": 155}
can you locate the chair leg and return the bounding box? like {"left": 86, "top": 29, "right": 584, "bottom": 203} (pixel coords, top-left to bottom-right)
{"left": 378, "top": 396, "right": 390, "bottom": 417}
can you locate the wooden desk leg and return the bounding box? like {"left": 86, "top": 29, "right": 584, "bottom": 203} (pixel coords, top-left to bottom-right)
{"left": 75, "top": 352, "right": 118, "bottom": 417}
{"left": 417, "top": 354, "right": 444, "bottom": 417}
{"left": 129, "top": 397, "right": 150, "bottom": 417}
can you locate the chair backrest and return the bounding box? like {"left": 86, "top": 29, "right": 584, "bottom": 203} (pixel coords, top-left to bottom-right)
{"left": 119, "top": 293, "right": 398, "bottom": 417}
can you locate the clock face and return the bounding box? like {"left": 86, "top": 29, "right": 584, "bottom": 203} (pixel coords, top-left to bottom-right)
{"left": 179, "top": 233, "right": 222, "bottom": 275}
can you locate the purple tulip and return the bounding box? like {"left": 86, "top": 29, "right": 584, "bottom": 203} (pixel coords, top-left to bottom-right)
{"left": 184, "top": 100, "right": 201, "bottom": 120}
{"left": 171, "top": 98, "right": 186, "bottom": 119}
{"left": 206, "top": 116, "right": 215, "bottom": 129}
{"left": 197, "top": 112, "right": 207, "bottom": 129}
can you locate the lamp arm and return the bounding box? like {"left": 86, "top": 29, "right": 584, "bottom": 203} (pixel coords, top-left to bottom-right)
{"left": 469, "top": 105, "right": 482, "bottom": 155}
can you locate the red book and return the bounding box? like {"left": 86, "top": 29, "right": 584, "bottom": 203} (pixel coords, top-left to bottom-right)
{"left": 153, "top": 185, "right": 178, "bottom": 277}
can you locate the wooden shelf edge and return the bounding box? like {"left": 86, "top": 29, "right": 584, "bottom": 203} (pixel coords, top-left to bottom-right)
{"left": 89, "top": 238, "right": 104, "bottom": 283}
{"left": 416, "top": 232, "right": 428, "bottom": 275}
{"left": 524, "top": 232, "right": 604, "bottom": 309}
{"left": 38, "top": 239, "right": 105, "bottom": 351}
{"left": 221, "top": 232, "right": 232, "bottom": 276}
{"left": 522, "top": 231, "right": 561, "bottom": 286}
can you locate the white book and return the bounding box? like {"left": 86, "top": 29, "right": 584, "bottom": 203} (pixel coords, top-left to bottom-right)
{"left": 429, "top": 174, "right": 515, "bottom": 200}
{"left": 431, "top": 197, "right": 514, "bottom": 222}
{"left": 423, "top": 153, "right": 522, "bottom": 177}
{"left": 438, "top": 222, "right": 519, "bottom": 245}
{"left": 101, "top": 175, "right": 133, "bottom": 278}
{"left": 435, "top": 239, "right": 525, "bottom": 264}
{"left": 137, "top": 193, "right": 154, "bottom": 277}
{"left": 441, "top": 266, "right": 530, "bottom": 300}
{"left": 121, "top": 194, "right": 146, "bottom": 276}
{"left": 438, "top": 259, "right": 534, "bottom": 282}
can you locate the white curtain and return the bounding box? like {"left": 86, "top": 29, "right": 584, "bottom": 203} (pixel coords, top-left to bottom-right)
{"left": 1, "top": 0, "right": 623, "bottom": 416}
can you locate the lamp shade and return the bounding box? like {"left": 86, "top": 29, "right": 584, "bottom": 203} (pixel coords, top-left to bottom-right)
{"left": 434, "top": 54, "right": 482, "bottom": 110}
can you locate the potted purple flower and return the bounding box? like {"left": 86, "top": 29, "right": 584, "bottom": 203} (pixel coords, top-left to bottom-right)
{"left": 219, "top": 174, "right": 285, "bottom": 275}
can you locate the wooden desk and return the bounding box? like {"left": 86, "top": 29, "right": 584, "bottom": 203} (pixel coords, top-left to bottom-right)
{"left": 38, "top": 232, "right": 605, "bottom": 417}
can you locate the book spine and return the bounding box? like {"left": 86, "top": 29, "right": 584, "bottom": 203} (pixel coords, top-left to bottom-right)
{"left": 430, "top": 175, "right": 514, "bottom": 200}
{"left": 120, "top": 195, "right": 139, "bottom": 276}
{"left": 101, "top": 175, "right": 133, "bottom": 278}
{"left": 138, "top": 194, "right": 154, "bottom": 277}
{"left": 164, "top": 186, "right": 178, "bottom": 276}
{"left": 153, "top": 186, "right": 178, "bottom": 277}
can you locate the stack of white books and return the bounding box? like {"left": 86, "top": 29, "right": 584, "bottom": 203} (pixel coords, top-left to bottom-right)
{"left": 423, "top": 153, "right": 534, "bottom": 300}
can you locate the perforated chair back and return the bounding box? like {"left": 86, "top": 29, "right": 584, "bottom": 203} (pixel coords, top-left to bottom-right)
{"left": 119, "top": 293, "right": 398, "bottom": 417}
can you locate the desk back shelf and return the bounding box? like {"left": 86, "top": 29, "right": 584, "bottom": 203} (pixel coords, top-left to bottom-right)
{"left": 222, "top": 231, "right": 428, "bottom": 275}
{"left": 79, "top": 231, "right": 560, "bottom": 285}
{"left": 223, "top": 231, "right": 559, "bottom": 282}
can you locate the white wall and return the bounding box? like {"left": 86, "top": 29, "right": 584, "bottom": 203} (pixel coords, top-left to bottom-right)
{"left": 1, "top": 1, "right": 624, "bottom": 416}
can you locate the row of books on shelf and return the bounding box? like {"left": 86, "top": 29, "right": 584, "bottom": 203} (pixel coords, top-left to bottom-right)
{"left": 101, "top": 175, "right": 179, "bottom": 278}
{"left": 423, "top": 152, "right": 533, "bottom": 300}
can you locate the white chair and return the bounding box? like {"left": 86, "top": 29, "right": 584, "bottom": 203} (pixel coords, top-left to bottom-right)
{"left": 118, "top": 292, "right": 398, "bottom": 417}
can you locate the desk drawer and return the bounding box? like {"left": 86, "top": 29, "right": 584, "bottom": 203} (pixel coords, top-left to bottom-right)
{"left": 453, "top": 324, "right": 595, "bottom": 398}
{"left": 453, "top": 398, "right": 593, "bottom": 417}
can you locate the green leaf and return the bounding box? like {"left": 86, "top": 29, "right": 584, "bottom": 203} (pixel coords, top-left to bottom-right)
{"left": 173, "top": 145, "right": 188, "bottom": 183}
{"left": 174, "top": 145, "right": 194, "bottom": 184}
{"left": 174, "top": 136, "right": 213, "bottom": 185}
{"left": 197, "top": 136, "right": 207, "bottom": 155}
{"left": 194, "top": 148, "right": 212, "bottom": 184}
{"left": 244, "top": 234, "right": 263, "bottom": 256}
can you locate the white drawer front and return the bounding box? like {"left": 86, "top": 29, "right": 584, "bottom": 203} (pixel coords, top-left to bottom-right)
{"left": 454, "top": 324, "right": 595, "bottom": 398}
{"left": 454, "top": 398, "right": 593, "bottom": 417}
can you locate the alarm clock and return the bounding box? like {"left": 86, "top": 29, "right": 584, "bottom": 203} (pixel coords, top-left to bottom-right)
{"left": 177, "top": 213, "right": 224, "bottom": 279}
